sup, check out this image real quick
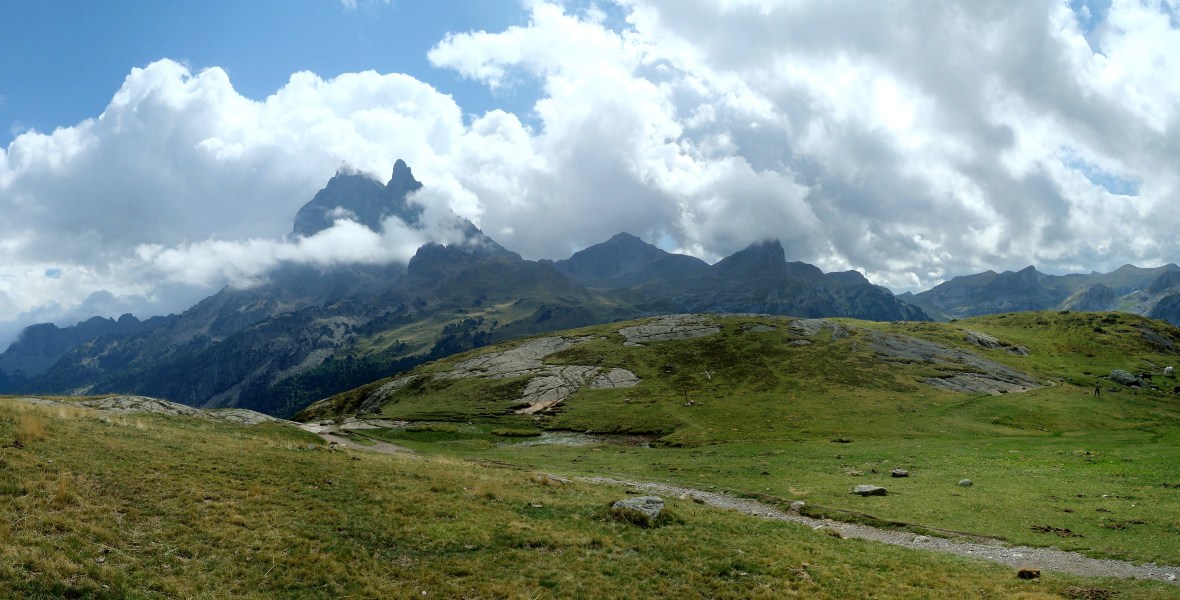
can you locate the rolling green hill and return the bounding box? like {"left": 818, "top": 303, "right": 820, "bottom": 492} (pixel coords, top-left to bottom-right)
{"left": 300, "top": 311, "right": 1180, "bottom": 569}
{"left": 1, "top": 393, "right": 1176, "bottom": 598}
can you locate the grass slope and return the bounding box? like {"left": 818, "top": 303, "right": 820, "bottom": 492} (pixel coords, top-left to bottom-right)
{"left": 2, "top": 398, "right": 1175, "bottom": 599}
{"left": 308, "top": 311, "right": 1180, "bottom": 567}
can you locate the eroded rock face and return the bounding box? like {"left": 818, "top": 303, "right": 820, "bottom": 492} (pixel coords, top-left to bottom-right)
{"left": 870, "top": 332, "right": 1042, "bottom": 395}
{"left": 618, "top": 315, "right": 720, "bottom": 344}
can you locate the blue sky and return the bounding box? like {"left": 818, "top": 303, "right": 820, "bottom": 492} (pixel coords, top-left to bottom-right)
{"left": 0, "top": 0, "right": 536, "bottom": 145}
{"left": 1, "top": 0, "right": 1179, "bottom": 347}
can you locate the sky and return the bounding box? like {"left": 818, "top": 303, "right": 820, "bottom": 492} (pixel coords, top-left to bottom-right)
{"left": 1, "top": 0, "right": 1179, "bottom": 348}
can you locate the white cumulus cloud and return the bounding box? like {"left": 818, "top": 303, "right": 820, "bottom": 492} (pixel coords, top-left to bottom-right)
{"left": 3, "top": 0, "right": 1180, "bottom": 348}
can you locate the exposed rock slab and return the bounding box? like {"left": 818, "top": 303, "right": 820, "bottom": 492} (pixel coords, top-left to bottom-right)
{"left": 5, "top": 395, "right": 290, "bottom": 425}
{"left": 440, "top": 336, "right": 592, "bottom": 380}
{"left": 789, "top": 318, "right": 848, "bottom": 340}
{"left": 427, "top": 335, "right": 641, "bottom": 415}
{"left": 358, "top": 375, "right": 422, "bottom": 415}
{"left": 206, "top": 408, "right": 293, "bottom": 426}
{"left": 590, "top": 368, "right": 641, "bottom": 389}
{"left": 516, "top": 366, "right": 598, "bottom": 414}
{"left": 870, "top": 332, "right": 1042, "bottom": 395}
{"left": 618, "top": 315, "right": 720, "bottom": 343}
{"left": 79, "top": 395, "right": 205, "bottom": 416}
{"left": 965, "top": 330, "right": 1030, "bottom": 356}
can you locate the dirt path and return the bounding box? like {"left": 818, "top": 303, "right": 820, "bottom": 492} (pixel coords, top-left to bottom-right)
{"left": 581, "top": 477, "right": 1180, "bottom": 585}
{"left": 298, "top": 425, "right": 1177, "bottom": 585}
{"left": 316, "top": 431, "right": 417, "bottom": 455}
{"left": 299, "top": 421, "right": 417, "bottom": 456}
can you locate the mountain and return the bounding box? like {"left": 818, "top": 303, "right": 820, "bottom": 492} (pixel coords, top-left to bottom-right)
{"left": 552, "top": 232, "right": 709, "bottom": 287}
{"left": 0, "top": 162, "right": 931, "bottom": 416}
{"left": 908, "top": 263, "right": 1180, "bottom": 323}
{"left": 0, "top": 314, "right": 147, "bottom": 384}
{"left": 293, "top": 159, "right": 424, "bottom": 236}
{"left": 569, "top": 238, "right": 928, "bottom": 322}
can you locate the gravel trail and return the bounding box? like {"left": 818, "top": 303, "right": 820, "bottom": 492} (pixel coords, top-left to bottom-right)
{"left": 581, "top": 477, "right": 1180, "bottom": 585}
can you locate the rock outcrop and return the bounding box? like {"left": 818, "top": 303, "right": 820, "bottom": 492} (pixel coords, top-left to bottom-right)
{"left": 6, "top": 395, "right": 290, "bottom": 425}
{"left": 870, "top": 332, "right": 1042, "bottom": 395}
{"left": 611, "top": 496, "right": 666, "bottom": 526}
{"left": 1109, "top": 369, "right": 1141, "bottom": 387}
{"left": 618, "top": 315, "right": 721, "bottom": 345}
{"left": 366, "top": 335, "right": 646, "bottom": 415}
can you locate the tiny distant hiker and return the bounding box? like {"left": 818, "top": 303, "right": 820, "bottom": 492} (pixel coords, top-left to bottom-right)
{"left": 1094, "top": 384, "right": 1101, "bottom": 397}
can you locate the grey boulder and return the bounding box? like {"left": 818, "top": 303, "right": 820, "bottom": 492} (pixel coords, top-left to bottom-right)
{"left": 851, "top": 485, "right": 887, "bottom": 497}
{"left": 612, "top": 496, "right": 665, "bottom": 527}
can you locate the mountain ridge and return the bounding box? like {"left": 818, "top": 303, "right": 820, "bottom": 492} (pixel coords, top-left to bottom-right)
{"left": 9, "top": 170, "right": 1180, "bottom": 417}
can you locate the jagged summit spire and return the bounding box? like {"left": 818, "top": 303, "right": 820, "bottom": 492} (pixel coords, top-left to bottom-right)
{"left": 293, "top": 159, "right": 424, "bottom": 237}
{"left": 387, "top": 158, "right": 423, "bottom": 197}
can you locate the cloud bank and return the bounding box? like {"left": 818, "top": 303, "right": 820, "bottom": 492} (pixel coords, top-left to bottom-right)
{"left": 2, "top": 0, "right": 1180, "bottom": 347}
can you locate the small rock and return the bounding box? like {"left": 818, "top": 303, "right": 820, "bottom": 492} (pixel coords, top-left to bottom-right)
{"left": 611, "top": 496, "right": 665, "bottom": 527}
{"left": 958, "top": 479, "right": 974, "bottom": 487}
{"left": 788, "top": 500, "right": 806, "bottom": 513}
{"left": 913, "top": 535, "right": 929, "bottom": 543}
{"left": 891, "top": 469, "right": 909, "bottom": 478}
{"left": 851, "top": 485, "right": 887, "bottom": 497}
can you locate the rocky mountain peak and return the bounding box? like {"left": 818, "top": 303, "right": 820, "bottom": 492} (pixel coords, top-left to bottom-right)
{"left": 387, "top": 159, "right": 423, "bottom": 198}
{"left": 553, "top": 231, "right": 678, "bottom": 286}
{"left": 713, "top": 240, "right": 787, "bottom": 278}
{"left": 292, "top": 159, "right": 424, "bottom": 237}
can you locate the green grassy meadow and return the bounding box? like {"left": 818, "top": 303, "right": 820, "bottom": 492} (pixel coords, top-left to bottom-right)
{"left": 315, "top": 311, "right": 1180, "bottom": 568}
{"left": 4, "top": 310, "right": 1180, "bottom": 597}
{"left": 1, "top": 396, "right": 1175, "bottom": 599}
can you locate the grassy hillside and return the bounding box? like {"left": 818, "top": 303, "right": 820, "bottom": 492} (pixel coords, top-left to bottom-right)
{"left": 3, "top": 398, "right": 1177, "bottom": 599}
{"left": 305, "top": 311, "right": 1180, "bottom": 567}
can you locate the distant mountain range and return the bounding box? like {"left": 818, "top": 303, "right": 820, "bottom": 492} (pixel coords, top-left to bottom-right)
{"left": 900, "top": 264, "right": 1180, "bottom": 323}
{"left": 1, "top": 160, "right": 1176, "bottom": 416}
